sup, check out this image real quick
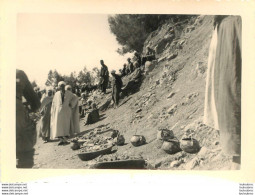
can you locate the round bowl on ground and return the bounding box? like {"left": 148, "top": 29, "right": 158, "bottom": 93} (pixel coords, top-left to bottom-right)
{"left": 180, "top": 138, "right": 200, "bottom": 154}
{"left": 130, "top": 135, "right": 146, "bottom": 147}
{"left": 161, "top": 139, "right": 181, "bottom": 154}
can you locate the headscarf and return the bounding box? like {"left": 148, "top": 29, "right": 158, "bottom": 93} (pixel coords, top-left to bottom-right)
{"left": 58, "top": 81, "right": 66, "bottom": 87}
{"left": 65, "top": 85, "right": 72, "bottom": 91}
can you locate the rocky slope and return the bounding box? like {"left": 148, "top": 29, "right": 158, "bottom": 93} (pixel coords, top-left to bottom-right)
{"left": 33, "top": 15, "right": 232, "bottom": 170}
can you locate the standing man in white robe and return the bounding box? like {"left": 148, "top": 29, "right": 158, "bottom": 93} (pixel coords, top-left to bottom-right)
{"left": 50, "top": 81, "right": 77, "bottom": 145}
{"left": 65, "top": 85, "right": 80, "bottom": 136}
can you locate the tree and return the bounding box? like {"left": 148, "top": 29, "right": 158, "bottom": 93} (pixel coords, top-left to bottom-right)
{"left": 77, "top": 66, "right": 92, "bottom": 85}
{"left": 45, "top": 69, "right": 63, "bottom": 87}
{"left": 108, "top": 14, "right": 192, "bottom": 54}
{"left": 91, "top": 67, "right": 100, "bottom": 85}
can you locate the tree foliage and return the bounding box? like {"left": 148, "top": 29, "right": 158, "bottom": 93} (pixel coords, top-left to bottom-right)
{"left": 108, "top": 14, "right": 193, "bottom": 54}
{"left": 45, "top": 66, "right": 100, "bottom": 89}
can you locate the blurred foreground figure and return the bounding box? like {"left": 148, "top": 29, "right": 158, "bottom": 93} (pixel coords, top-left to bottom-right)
{"left": 204, "top": 16, "right": 241, "bottom": 169}
{"left": 16, "top": 69, "right": 41, "bottom": 168}
{"left": 38, "top": 86, "right": 54, "bottom": 143}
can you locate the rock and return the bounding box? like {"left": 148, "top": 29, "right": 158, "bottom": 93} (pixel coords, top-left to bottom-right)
{"left": 136, "top": 108, "right": 142, "bottom": 113}
{"left": 156, "top": 80, "right": 160, "bottom": 85}
{"left": 197, "top": 147, "right": 209, "bottom": 157}
{"left": 214, "top": 141, "right": 220, "bottom": 145}
{"left": 164, "top": 64, "right": 171, "bottom": 70}
{"left": 158, "top": 56, "right": 167, "bottom": 63}
{"left": 196, "top": 62, "right": 207, "bottom": 75}
{"left": 135, "top": 115, "right": 143, "bottom": 119}
{"left": 167, "top": 92, "right": 175, "bottom": 99}
{"left": 186, "top": 25, "right": 195, "bottom": 33}
{"left": 170, "top": 160, "right": 182, "bottom": 168}
{"left": 167, "top": 52, "right": 178, "bottom": 61}
{"left": 155, "top": 34, "right": 175, "bottom": 54}
{"left": 185, "top": 158, "right": 199, "bottom": 170}
{"left": 179, "top": 39, "right": 185, "bottom": 45}
{"left": 145, "top": 60, "right": 156, "bottom": 73}
{"left": 154, "top": 161, "right": 162, "bottom": 168}
{"left": 167, "top": 104, "right": 178, "bottom": 115}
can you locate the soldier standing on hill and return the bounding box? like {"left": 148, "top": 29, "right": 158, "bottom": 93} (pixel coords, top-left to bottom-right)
{"left": 127, "top": 58, "right": 134, "bottom": 74}
{"left": 99, "top": 60, "right": 109, "bottom": 94}
{"left": 111, "top": 70, "right": 123, "bottom": 109}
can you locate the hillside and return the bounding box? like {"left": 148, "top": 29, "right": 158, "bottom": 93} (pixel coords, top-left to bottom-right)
{"left": 33, "top": 15, "right": 233, "bottom": 170}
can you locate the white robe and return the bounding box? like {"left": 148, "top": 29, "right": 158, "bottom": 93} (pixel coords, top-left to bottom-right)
{"left": 70, "top": 95, "right": 80, "bottom": 135}
{"left": 203, "top": 26, "right": 219, "bottom": 130}
{"left": 50, "top": 90, "right": 77, "bottom": 139}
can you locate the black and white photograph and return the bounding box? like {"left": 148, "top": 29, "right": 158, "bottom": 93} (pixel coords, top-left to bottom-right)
{"left": 15, "top": 13, "right": 242, "bottom": 170}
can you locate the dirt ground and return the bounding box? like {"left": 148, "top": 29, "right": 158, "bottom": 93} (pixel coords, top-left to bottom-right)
{"left": 33, "top": 16, "right": 233, "bottom": 170}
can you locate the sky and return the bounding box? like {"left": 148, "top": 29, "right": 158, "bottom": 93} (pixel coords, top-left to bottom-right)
{"left": 17, "top": 14, "right": 133, "bottom": 87}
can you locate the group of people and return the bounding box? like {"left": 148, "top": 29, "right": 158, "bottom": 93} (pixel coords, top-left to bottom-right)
{"left": 17, "top": 73, "right": 82, "bottom": 167}
{"left": 38, "top": 81, "right": 80, "bottom": 145}
{"left": 16, "top": 15, "right": 241, "bottom": 169}
{"left": 120, "top": 46, "right": 156, "bottom": 77}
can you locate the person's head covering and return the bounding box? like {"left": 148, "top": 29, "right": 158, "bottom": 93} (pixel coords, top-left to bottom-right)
{"left": 127, "top": 57, "right": 131, "bottom": 61}
{"left": 58, "top": 81, "right": 66, "bottom": 87}
{"left": 65, "top": 85, "right": 72, "bottom": 91}
{"left": 100, "top": 60, "right": 104, "bottom": 64}
{"left": 111, "top": 70, "right": 116, "bottom": 74}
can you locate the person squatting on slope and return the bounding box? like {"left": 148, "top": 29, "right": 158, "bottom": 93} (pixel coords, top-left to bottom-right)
{"left": 204, "top": 15, "right": 241, "bottom": 169}
{"left": 50, "top": 81, "right": 79, "bottom": 145}
{"left": 121, "top": 64, "right": 127, "bottom": 77}
{"left": 127, "top": 58, "right": 134, "bottom": 75}
{"left": 38, "top": 86, "right": 54, "bottom": 143}
{"left": 142, "top": 46, "right": 156, "bottom": 65}
{"left": 111, "top": 70, "right": 123, "bottom": 109}
{"left": 99, "top": 60, "right": 109, "bottom": 94}
{"left": 133, "top": 52, "right": 142, "bottom": 69}
{"left": 16, "top": 69, "right": 41, "bottom": 168}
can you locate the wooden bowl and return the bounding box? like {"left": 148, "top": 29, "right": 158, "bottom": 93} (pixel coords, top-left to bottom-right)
{"left": 90, "top": 159, "right": 146, "bottom": 169}
{"left": 77, "top": 145, "right": 113, "bottom": 161}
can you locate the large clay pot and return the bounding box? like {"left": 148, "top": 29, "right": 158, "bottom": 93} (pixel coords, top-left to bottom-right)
{"left": 130, "top": 135, "right": 146, "bottom": 147}
{"left": 157, "top": 129, "right": 175, "bottom": 141}
{"left": 180, "top": 138, "right": 200, "bottom": 154}
{"left": 161, "top": 139, "right": 181, "bottom": 154}
{"left": 116, "top": 135, "right": 125, "bottom": 146}
{"left": 110, "top": 130, "right": 119, "bottom": 139}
